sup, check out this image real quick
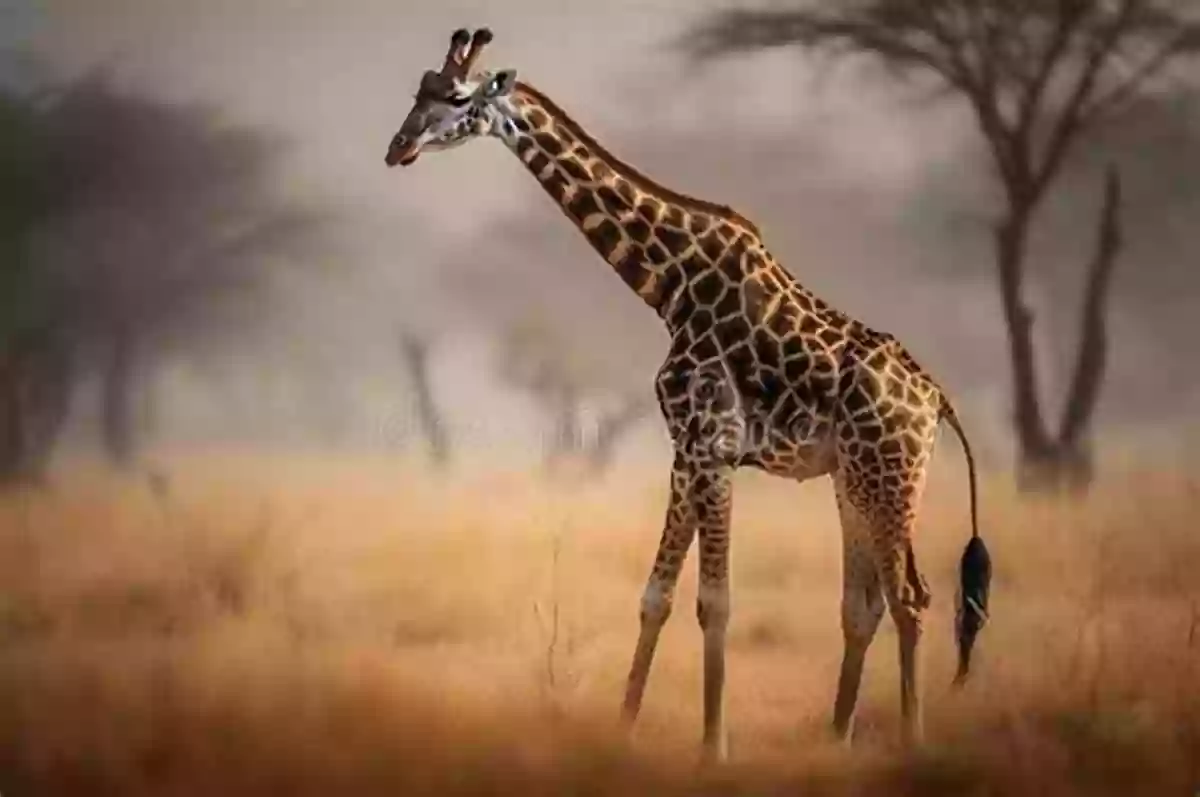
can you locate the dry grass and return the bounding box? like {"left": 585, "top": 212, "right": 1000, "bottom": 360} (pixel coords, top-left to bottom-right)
{"left": 0, "top": 449, "right": 1197, "bottom": 796}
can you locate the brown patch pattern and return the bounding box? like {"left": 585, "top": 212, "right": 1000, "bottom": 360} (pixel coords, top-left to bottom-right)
{"left": 500, "top": 81, "right": 971, "bottom": 757}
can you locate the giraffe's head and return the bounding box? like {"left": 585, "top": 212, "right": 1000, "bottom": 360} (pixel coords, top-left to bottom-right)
{"left": 385, "top": 27, "right": 518, "bottom": 168}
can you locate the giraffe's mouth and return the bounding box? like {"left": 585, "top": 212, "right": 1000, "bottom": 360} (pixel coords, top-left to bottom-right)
{"left": 386, "top": 144, "right": 421, "bottom": 168}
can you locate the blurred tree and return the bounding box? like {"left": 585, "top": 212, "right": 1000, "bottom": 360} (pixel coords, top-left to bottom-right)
{"left": 437, "top": 207, "right": 661, "bottom": 476}
{"left": 496, "top": 317, "right": 654, "bottom": 477}
{"left": 685, "top": 0, "right": 1200, "bottom": 493}
{"left": 399, "top": 330, "right": 451, "bottom": 468}
{"left": 0, "top": 84, "right": 71, "bottom": 483}
{"left": 0, "top": 70, "right": 325, "bottom": 477}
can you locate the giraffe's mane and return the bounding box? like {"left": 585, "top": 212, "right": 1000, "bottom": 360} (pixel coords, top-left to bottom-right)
{"left": 513, "top": 81, "right": 762, "bottom": 239}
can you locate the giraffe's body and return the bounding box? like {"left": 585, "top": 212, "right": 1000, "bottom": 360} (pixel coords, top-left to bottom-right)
{"left": 384, "top": 29, "right": 993, "bottom": 759}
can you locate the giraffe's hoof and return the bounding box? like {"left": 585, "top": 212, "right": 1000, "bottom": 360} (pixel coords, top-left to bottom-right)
{"left": 830, "top": 720, "right": 857, "bottom": 749}
{"left": 619, "top": 700, "right": 640, "bottom": 731}
{"left": 901, "top": 726, "right": 925, "bottom": 750}
{"left": 698, "top": 735, "right": 729, "bottom": 767}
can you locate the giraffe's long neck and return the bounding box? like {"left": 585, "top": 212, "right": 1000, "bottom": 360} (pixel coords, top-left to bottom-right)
{"left": 492, "top": 82, "right": 762, "bottom": 320}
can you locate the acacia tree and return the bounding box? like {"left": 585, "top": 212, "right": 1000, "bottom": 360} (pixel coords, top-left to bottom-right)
{"left": 686, "top": 0, "right": 1200, "bottom": 491}
{"left": 0, "top": 71, "right": 324, "bottom": 476}
{"left": 38, "top": 72, "right": 322, "bottom": 468}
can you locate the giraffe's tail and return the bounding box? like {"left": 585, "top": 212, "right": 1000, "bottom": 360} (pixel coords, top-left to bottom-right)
{"left": 938, "top": 395, "right": 992, "bottom": 688}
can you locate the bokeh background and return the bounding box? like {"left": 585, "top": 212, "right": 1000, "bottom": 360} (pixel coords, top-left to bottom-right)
{"left": 1, "top": 2, "right": 1198, "bottom": 795}
{"left": 8, "top": 0, "right": 1198, "bottom": 473}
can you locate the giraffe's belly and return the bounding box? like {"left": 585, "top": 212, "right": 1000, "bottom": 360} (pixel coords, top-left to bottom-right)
{"left": 736, "top": 428, "right": 837, "bottom": 483}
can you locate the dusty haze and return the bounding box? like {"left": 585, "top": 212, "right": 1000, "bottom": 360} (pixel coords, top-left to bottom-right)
{"left": 13, "top": 0, "right": 1195, "bottom": 469}
{"left": 3, "top": 3, "right": 1200, "bottom": 795}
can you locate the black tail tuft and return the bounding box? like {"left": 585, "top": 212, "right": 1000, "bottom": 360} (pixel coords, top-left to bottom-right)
{"left": 953, "top": 535, "right": 992, "bottom": 687}
{"left": 939, "top": 395, "right": 990, "bottom": 687}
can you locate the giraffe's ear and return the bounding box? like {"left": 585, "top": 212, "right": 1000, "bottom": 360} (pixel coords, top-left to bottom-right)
{"left": 479, "top": 69, "right": 517, "bottom": 99}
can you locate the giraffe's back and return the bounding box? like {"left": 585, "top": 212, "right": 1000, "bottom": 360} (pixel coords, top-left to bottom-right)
{"left": 656, "top": 240, "right": 944, "bottom": 482}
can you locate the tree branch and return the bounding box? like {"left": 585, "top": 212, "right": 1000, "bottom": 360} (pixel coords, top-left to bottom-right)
{"left": 1029, "top": 0, "right": 1140, "bottom": 198}
{"left": 1058, "top": 165, "right": 1122, "bottom": 449}
{"left": 683, "top": 8, "right": 970, "bottom": 87}
{"left": 994, "top": 207, "right": 1053, "bottom": 457}
{"left": 1012, "top": 0, "right": 1096, "bottom": 161}
{"left": 1082, "top": 23, "right": 1200, "bottom": 119}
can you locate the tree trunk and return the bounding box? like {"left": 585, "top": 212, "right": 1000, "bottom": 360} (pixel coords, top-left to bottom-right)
{"left": 997, "top": 169, "right": 1124, "bottom": 495}
{"left": 399, "top": 333, "right": 450, "bottom": 468}
{"left": 543, "top": 388, "right": 582, "bottom": 472}
{"left": 994, "top": 205, "right": 1055, "bottom": 490}
{"left": 102, "top": 322, "right": 138, "bottom": 469}
{"left": 0, "top": 346, "right": 25, "bottom": 483}
{"left": 0, "top": 329, "right": 72, "bottom": 486}
{"left": 22, "top": 333, "right": 72, "bottom": 479}
{"left": 1051, "top": 166, "right": 1124, "bottom": 494}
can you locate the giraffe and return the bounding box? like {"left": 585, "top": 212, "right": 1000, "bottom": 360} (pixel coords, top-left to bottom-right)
{"left": 383, "top": 28, "right": 994, "bottom": 760}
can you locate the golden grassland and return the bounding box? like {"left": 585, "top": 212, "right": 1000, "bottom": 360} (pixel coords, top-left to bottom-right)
{"left": 0, "top": 449, "right": 1197, "bottom": 796}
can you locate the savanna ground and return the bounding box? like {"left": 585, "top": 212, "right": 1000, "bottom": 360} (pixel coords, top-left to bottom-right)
{"left": 0, "top": 447, "right": 1197, "bottom": 796}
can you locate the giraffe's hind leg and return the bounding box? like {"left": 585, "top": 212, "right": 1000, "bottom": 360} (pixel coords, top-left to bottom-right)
{"left": 837, "top": 415, "right": 937, "bottom": 746}
{"left": 883, "top": 533, "right": 932, "bottom": 746}
{"left": 849, "top": 476, "right": 933, "bottom": 747}
{"left": 831, "top": 475, "right": 886, "bottom": 742}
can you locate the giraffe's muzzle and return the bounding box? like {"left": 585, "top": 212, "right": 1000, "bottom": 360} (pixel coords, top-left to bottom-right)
{"left": 385, "top": 137, "right": 421, "bottom": 167}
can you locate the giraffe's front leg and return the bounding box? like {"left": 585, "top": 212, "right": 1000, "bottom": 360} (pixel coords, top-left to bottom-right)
{"left": 621, "top": 453, "right": 697, "bottom": 727}
{"left": 625, "top": 362, "right": 740, "bottom": 759}
{"left": 695, "top": 464, "right": 735, "bottom": 764}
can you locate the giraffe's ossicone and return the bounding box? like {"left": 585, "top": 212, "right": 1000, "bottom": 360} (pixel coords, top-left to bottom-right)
{"left": 383, "top": 27, "right": 993, "bottom": 760}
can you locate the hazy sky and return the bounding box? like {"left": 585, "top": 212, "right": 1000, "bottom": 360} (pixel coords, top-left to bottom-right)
{"left": 34, "top": 0, "right": 946, "bottom": 229}
{"left": 14, "top": 0, "right": 1198, "bottom": 464}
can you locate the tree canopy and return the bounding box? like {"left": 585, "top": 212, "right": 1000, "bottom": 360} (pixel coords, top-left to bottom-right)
{"left": 0, "top": 70, "right": 329, "bottom": 475}
{"left": 685, "top": 0, "right": 1200, "bottom": 207}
